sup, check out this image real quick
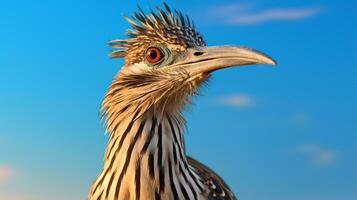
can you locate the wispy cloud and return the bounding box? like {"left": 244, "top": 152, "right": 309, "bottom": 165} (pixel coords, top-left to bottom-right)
{"left": 206, "top": 3, "right": 323, "bottom": 25}
{"left": 220, "top": 94, "right": 255, "bottom": 108}
{"left": 296, "top": 143, "right": 337, "bottom": 166}
{"left": 0, "top": 195, "right": 29, "bottom": 200}
{"left": 212, "top": 3, "right": 252, "bottom": 16}
{"left": 291, "top": 112, "right": 311, "bottom": 125}
{"left": 0, "top": 165, "right": 15, "bottom": 182}
{"left": 229, "top": 7, "right": 322, "bottom": 25}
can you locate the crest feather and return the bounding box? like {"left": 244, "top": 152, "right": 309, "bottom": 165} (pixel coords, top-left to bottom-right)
{"left": 109, "top": 3, "right": 205, "bottom": 60}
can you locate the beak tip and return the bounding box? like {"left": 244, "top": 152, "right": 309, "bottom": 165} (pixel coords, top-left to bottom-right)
{"left": 269, "top": 59, "right": 277, "bottom": 65}
{"left": 246, "top": 48, "right": 276, "bottom": 66}
{"left": 261, "top": 56, "right": 277, "bottom": 66}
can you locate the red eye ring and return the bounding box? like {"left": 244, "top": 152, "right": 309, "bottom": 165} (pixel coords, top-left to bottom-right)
{"left": 146, "top": 47, "right": 163, "bottom": 64}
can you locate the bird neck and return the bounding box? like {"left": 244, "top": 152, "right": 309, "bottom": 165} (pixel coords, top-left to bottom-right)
{"left": 89, "top": 109, "right": 204, "bottom": 200}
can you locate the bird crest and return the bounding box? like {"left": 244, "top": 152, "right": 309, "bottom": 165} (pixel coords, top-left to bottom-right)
{"left": 109, "top": 3, "right": 205, "bottom": 64}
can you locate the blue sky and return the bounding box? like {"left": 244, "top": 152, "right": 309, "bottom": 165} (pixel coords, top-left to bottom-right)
{"left": 0, "top": 0, "right": 355, "bottom": 200}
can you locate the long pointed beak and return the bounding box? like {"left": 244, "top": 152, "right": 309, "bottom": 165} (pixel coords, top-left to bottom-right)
{"left": 171, "top": 45, "right": 276, "bottom": 75}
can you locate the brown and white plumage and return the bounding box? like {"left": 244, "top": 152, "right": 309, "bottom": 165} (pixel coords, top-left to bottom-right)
{"left": 88, "top": 3, "right": 276, "bottom": 200}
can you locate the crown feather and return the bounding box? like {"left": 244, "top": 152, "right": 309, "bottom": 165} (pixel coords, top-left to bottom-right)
{"left": 109, "top": 3, "right": 205, "bottom": 61}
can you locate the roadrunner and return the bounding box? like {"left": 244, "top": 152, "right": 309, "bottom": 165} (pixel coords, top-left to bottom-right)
{"left": 89, "top": 3, "right": 276, "bottom": 200}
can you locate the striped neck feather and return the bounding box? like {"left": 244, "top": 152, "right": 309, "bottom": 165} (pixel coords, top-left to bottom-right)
{"left": 89, "top": 110, "right": 204, "bottom": 200}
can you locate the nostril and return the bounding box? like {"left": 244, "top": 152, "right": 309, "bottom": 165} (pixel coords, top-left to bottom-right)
{"left": 193, "top": 51, "right": 205, "bottom": 56}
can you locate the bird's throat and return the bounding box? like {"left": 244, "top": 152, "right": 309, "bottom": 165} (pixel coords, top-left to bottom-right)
{"left": 89, "top": 110, "right": 203, "bottom": 200}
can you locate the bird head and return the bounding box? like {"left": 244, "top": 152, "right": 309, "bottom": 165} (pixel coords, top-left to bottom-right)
{"left": 101, "top": 3, "right": 276, "bottom": 132}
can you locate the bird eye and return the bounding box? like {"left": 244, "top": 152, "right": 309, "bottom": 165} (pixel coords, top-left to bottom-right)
{"left": 146, "top": 47, "right": 163, "bottom": 64}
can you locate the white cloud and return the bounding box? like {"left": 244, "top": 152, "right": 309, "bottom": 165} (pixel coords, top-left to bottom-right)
{"left": 229, "top": 7, "right": 322, "bottom": 25}
{"left": 297, "top": 143, "right": 337, "bottom": 165}
{"left": 212, "top": 3, "right": 252, "bottom": 16}
{"left": 220, "top": 94, "right": 255, "bottom": 108}
{"left": 0, "top": 195, "right": 29, "bottom": 200}
{"left": 208, "top": 3, "right": 323, "bottom": 25}
{"left": 291, "top": 112, "right": 311, "bottom": 125}
{"left": 0, "top": 165, "right": 15, "bottom": 182}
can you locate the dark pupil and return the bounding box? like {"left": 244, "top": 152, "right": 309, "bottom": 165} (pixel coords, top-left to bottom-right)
{"left": 149, "top": 50, "right": 158, "bottom": 59}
